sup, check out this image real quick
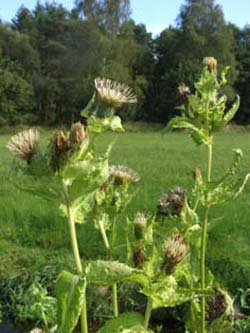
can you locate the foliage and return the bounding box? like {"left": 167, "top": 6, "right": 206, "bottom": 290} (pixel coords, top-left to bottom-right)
{"left": 1, "top": 0, "right": 250, "bottom": 124}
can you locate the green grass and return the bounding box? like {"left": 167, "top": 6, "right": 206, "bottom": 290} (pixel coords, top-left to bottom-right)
{"left": 1, "top": 129, "right": 250, "bottom": 296}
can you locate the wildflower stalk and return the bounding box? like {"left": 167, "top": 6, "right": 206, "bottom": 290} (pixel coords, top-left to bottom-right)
{"left": 62, "top": 181, "right": 88, "bottom": 333}
{"left": 200, "top": 141, "right": 213, "bottom": 333}
{"left": 97, "top": 219, "right": 119, "bottom": 317}
{"left": 144, "top": 298, "right": 153, "bottom": 329}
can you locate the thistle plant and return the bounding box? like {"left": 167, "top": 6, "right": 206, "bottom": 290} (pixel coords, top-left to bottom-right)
{"left": 6, "top": 78, "right": 141, "bottom": 333}
{"left": 6, "top": 66, "right": 247, "bottom": 333}
{"left": 168, "top": 57, "right": 248, "bottom": 333}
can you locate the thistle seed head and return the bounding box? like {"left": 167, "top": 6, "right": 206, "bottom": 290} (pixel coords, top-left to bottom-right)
{"left": 70, "top": 122, "right": 86, "bottom": 146}
{"left": 52, "top": 129, "right": 69, "bottom": 156}
{"left": 157, "top": 186, "right": 186, "bottom": 217}
{"left": 203, "top": 57, "right": 217, "bottom": 73}
{"left": 6, "top": 128, "right": 39, "bottom": 162}
{"left": 109, "top": 165, "right": 140, "bottom": 185}
{"left": 134, "top": 212, "right": 148, "bottom": 240}
{"left": 163, "top": 234, "right": 188, "bottom": 274}
{"left": 206, "top": 290, "right": 227, "bottom": 322}
{"left": 133, "top": 247, "right": 145, "bottom": 268}
{"left": 177, "top": 82, "right": 190, "bottom": 102}
{"left": 95, "top": 78, "right": 137, "bottom": 108}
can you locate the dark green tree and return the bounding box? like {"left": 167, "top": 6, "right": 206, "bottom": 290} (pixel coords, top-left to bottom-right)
{"left": 151, "top": 0, "right": 237, "bottom": 122}
{"left": 233, "top": 24, "right": 250, "bottom": 123}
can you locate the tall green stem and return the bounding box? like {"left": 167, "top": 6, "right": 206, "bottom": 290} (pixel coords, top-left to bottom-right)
{"left": 200, "top": 142, "right": 213, "bottom": 333}
{"left": 62, "top": 181, "right": 88, "bottom": 333}
{"left": 144, "top": 298, "right": 152, "bottom": 329}
{"left": 98, "top": 219, "right": 119, "bottom": 317}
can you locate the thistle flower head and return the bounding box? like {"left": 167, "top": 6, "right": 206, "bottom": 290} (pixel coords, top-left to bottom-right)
{"left": 203, "top": 57, "right": 217, "bottom": 73}
{"left": 134, "top": 212, "right": 149, "bottom": 240}
{"left": 163, "top": 234, "right": 188, "bottom": 274}
{"left": 95, "top": 78, "right": 137, "bottom": 108}
{"left": 6, "top": 128, "right": 39, "bottom": 162}
{"left": 157, "top": 186, "right": 186, "bottom": 217}
{"left": 52, "top": 129, "right": 69, "bottom": 156}
{"left": 30, "top": 329, "right": 44, "bottom": 333}
{"left": 133, "top": 247, "right": 145, "bottom": 268}
{"left": 109, "top": 165, "right": 140, "bottom": 185}
{"left": 177, "top": 82, "right": 190, "bottom": 102}
{"left": 70, "top": 122, "right": 86, "bottom": 146}
{"left": 206, "top": 290, "right": 227, "bottom": 322}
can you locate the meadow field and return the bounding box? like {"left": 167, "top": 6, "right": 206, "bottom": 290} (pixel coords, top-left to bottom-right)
{"left": 1, "top": 127, "right": 250, "bottom": 329}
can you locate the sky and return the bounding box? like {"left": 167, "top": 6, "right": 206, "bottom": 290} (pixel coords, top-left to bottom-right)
{"left": 0, "top": 0, "right": 250, "bottom": 36}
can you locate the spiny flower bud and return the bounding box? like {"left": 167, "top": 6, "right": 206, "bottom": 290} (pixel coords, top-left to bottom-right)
{"left": 95, "top": 78, "right": 137, "bottom": 108}
{"left": 109, "top": 165, "right": 140, "bottom": 185}
{"left": 133, "top": 247, "right": 145, "bottom": 268}
{"left": 203, "top": 57, "right": 217, "bottom": 73}
{"left": 162, "top": 234, "right": 188, "bottom": 274}
{"left": 157, "top": 186, "right": 186, "bottom": 217}
{"left": 70, "top": 122, "right": 86, "bottom": 146}
{"left": 134, "top": 212, "right": 148, "bottom": 240}
{"left": 177, "top": 82, "right": 190, "bottom": 103}
{"left": 206, "top": 290, "right": 227, "bottom": 322}
{"left": 6, "top": 128, "right": 39, "bottom": 163}
{"left": 52, "top": 129, "right": 69, "bottom": 156}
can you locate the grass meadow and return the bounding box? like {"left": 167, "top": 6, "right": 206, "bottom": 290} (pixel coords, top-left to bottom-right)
{"left": 1, "top": 127, "right": 250, "bottom": 323}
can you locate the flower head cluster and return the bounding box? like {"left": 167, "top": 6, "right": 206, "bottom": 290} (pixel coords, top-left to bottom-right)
{"left": 203, "top": 57, "right": 217, "bottom": 73}
{"left": 109, "top": 165, "right": 140, "bottom": 185}
{"left": 162, "top": 234, "right": 188, "bottom": 274}
{"left": 95, "top": 78, "right": 137, "bottom": 108}
{"left": 157, "top": 186, "right": 186, "bottom": 217}
{"left": 6, "top": 128, "right": 39, "bottom": 163}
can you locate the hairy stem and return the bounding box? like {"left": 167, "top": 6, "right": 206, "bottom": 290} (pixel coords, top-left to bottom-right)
{"left": 62, "top": 181, "right": 88, "bottom": 333}
{"left": 144, "top": 298, "right": 152, "bottom": 329}
{"left": 112, "top": 283, "right": 119, "bottom": 317}
{"left": 98, "top": 218, "right": 119, "bottom": 317}
{"left": 200, "top": 142, "right": 213, "bottom": 333}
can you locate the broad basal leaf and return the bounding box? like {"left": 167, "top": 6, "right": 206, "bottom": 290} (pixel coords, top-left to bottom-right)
{"left": 55, "top": 271, "right": 86, "bottom": 333}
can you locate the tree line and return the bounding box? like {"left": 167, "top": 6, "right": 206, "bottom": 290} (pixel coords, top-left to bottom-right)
{"left": 0, "top": 0, "right": 250, "bottom": 126}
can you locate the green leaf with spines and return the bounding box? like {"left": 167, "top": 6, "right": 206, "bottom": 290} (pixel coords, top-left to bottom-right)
{"left": 86, "top": 260, "right": 149, "bottom": 287}
{"left": 223, "top": 95, "right": 240, "bottom": 125}
{"left": 55, "top": 271, "right": 86, "bottom": 333}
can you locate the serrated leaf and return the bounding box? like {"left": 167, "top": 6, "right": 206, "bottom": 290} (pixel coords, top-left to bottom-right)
{"left": 86, "top": 260, "right": 149, "bottom": 286}
{"left": 141, "top": 276, "right": 212, "bottom": 309}
{"left": 167, "top": 117, "right": 209, "bottom": 145}
{"left": 223, "top": 95, "right": 240, "bottom": 124}
{"left": 56, "top": 271, "right": 86, "bottom": 333}
{"left": 98, "top": 312, "right": 146, "bottom": 333}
